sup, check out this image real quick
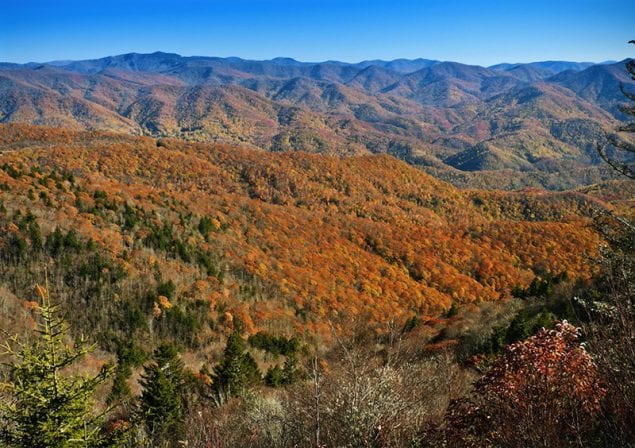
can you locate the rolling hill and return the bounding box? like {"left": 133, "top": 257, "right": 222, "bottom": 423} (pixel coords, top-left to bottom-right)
{"left": 1, "top": 53, "right": 632, "bottom": 190}
{"left": 0, "top": 124, "right": 609, "bottom": 345}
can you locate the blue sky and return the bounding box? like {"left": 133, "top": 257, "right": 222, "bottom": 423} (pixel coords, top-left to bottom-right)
{"left": 1, "top": 0, "right": 633, "bottom": 65}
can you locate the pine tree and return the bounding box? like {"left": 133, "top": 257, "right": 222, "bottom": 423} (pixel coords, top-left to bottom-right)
{"left": 505, "top": 309, "right": 531, "bottom": 344}
{"left": 211, "top": 329, "right": 261, "bottom": 401}
{"left": 107, "top": 362, "right": 132, "bottom": 407}
{"left": 28, "top": 220, "right": 43, "bottom": 252}
{"left": 0, "top": 284, "right": 116, "bottom": 448}
{"left": 138, "top": 343, "right": 186, "bottom": 447}
{"left": 265, "top": 364, "right": 284, "bottom": 387}
{"left": 265, "top": 353, "right": 301, "bottom": 387}
{"left": 281, "top": 352, "right": 300, "bottom": 384}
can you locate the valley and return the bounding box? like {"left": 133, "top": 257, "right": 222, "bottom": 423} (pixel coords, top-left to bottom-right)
{"left": 0, "top": 43, "right": 633, "bottom": 447}
{"left": 2, "top": 53, "right": 633, "bottom": 190}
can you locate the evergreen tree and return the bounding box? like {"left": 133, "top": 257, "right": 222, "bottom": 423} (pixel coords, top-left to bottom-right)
{"left": 211, "top": 329, "right": 261, "bottom": 401}
{"left": 28, "top": 220, "right": 43, "bottom": 252}
{"left": 107, "top": 362, "right": 132, "bottom": 407}
{"left": 138, "top": 343, "right": 186, "bottom": 447}
{"left": 0, "top": 285, "right": 116, "bottom": 448}
{"left": 281, "top": 352, "right": 301, "bottom": 384}
{"left": 106, "top": 341, "right": 145, "bottom": 410}
{"left": 265, "top": 364, "right": 284, "bottom": 387}
{"left": 505, "top": 309, "right": 531, "bottom": 344}
{"left": 265, "top": 353, "right": 301, "bottom": 387}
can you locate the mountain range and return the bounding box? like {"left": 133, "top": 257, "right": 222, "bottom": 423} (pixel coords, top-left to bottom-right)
{"left": 1, "top": 52, "right": 633, "bottom": 190}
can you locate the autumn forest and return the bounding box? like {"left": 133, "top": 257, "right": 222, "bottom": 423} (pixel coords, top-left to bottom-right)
{"left": 0, "top": 12, "right": 634, "bottom": 447}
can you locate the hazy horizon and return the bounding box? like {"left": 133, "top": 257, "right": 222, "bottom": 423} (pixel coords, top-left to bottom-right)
{"left": 2, "top": 50, "right": 625, "bottom": 68}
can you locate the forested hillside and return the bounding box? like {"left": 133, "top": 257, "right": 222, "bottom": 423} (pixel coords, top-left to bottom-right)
{"left": 3, "top": 0, "right": 635, "bottom": 442}
{"left": 0, "top": 123, "right": 606, "bottom": 342}
{"left": 2, "top": 54, "right": 633, "bottom": 189}
{"left": 1, "top": 52, "right": 633, "bottom": 448}
{"left": 0, "top": 122, "right": 632, "bottom": 447}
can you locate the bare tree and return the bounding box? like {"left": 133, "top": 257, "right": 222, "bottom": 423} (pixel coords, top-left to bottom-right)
{"left": 599, "top": 40, "right": 635, "bottom": 178}
{"left": 584, "top": 40, "right": 635, "bottom": 447}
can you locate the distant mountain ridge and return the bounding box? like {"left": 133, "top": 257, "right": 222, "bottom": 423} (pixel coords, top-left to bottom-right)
{"left": 10, "top": 52, "right": 612, "bottom": 76}
{"left": 0, "top": 51, "right": 633, "bottom": 190}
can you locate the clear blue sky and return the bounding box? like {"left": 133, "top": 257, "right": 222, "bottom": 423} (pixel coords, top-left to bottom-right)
{"left": 1, "top": 0, "right": 633, "bottom": 65}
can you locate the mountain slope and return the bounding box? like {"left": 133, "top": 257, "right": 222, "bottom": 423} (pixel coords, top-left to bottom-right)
{"left": 0, "top": 124, "right": 604, "bottom": 339}
{"left": 549, "top": 60, "right": 635, "bottom": 118}
{"left": 0, "top": 53, "right": 633, "bottom": 190}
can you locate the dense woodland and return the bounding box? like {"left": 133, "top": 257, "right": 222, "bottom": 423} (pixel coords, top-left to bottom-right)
{"left": 2, "top": 53, "right": 634, "bottom": 190}
{"left": 0, "top": 118, "right": 632, "bottom": 447}
{"left": 0, "top": 124, "right": 609, "bottom": 336}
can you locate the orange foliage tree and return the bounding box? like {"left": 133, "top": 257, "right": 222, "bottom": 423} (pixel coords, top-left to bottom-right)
{"left": 446, "top": 321, "right": 605, "bottom": 447}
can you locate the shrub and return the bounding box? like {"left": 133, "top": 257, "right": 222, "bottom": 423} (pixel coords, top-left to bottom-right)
{"left": 446, "top": 321, "right": 605, "bottom": 447}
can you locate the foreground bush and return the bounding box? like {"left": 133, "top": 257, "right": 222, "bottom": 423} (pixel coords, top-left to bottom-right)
{"left": 446, "top": 321, "right": 605, "bottom": 447}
